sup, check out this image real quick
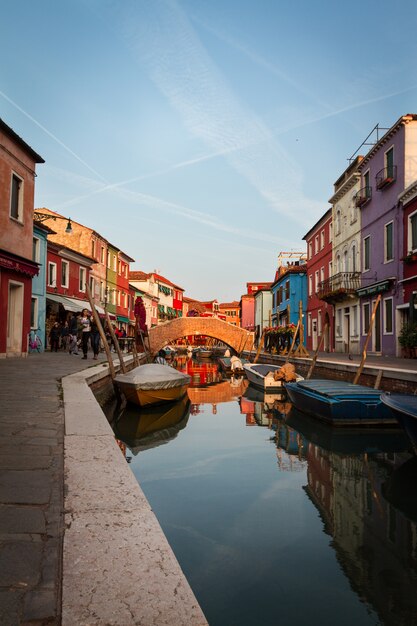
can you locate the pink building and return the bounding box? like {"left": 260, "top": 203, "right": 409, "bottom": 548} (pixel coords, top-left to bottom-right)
{"left": 0, "top": 119, "right": 44, "bottom": 357}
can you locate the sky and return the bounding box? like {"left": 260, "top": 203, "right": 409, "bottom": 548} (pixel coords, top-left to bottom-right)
{"left": 2, "top": 0, "right": 417, "bottom": 302}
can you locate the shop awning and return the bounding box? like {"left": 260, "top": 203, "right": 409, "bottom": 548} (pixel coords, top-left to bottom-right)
{"left": 356, "top": 279, "right": 391, "bottom": 298}
{"left": 117, "top": 315, "right": 130, "bottom": 323}
{"left": 47, "top": 294, "right": 82, "bottom": 312}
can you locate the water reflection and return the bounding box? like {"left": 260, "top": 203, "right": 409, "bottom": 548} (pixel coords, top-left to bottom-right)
{"left": 110, "top": 362, "right": 417, "bottom": 626}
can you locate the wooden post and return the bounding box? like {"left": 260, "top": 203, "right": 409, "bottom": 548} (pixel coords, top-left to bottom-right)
{"left": 85, "top": 284, "right": 116, "bottom": 379}
{"left": 293, "top": 300, "right": 309, "bottom": 357}
{"left": 374, "top": 370, "right": 383, "bottom": 389}
{"left": 353, "top": 294, "right": 381, "bottom": 385}
{"left": 131, "top": 339, "right": 140, "bottom": 367}
{"left": 285, "top": 321, "right": 300, "bottom": 362}
{"left": 105, "top": 312, "right": 127, "bottom": 374}
{"left": 253, "top": 329, "right": 266, "bottom": 363}
{"left": 306, "top": 322, "right": 329, "bottom": 379}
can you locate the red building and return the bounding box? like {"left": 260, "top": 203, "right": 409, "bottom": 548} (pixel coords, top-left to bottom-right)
{"left": 303, "top": 209, "right": 334, "bottom": 352}
{"left": 0, "top": 119, "right": 44, "bottom": 357}
{"left": 116, "top": 252, "right": 135, "bottom": 332}
{"left": 399, "top": 181, "right": 417, "bottom": 318}
{"left": 45, "top": 242, "right": 95, "bottom": 334}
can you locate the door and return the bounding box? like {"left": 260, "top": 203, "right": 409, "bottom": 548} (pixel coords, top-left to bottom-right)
{"left": 343, "top": 309, "right": 350, "bottom": 353}
{"left": 312, "top": 319, "right": 318, "bottom": 351}
{"left": 7, "top": 282, "right": 24, "bottom": 354}
{"left": 373, "top": 298, "right": 381, "bottom": 352}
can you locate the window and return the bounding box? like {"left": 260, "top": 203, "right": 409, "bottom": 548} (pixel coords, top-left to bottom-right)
{"left": 100, "top": 282, "right": 104, "bottom": 302}
{"left": 91, "top": 240, "right": 95, "bottom": 258}
{"left": 309, "top": 275, "right": 313, "bottom": 296}
{"left": 351, "top": 243, "right": 357, "bottom": 272}
{"left": 329, "top": 222, "right": 333, "bottom": 242}
{"left": 307, "top": 312, "right": 311, "bottom": 336}
{"left": 32, "top": 237, "right": 40, "bottom": 263}
{"left": 48, "top": 262, "right": 57, "bottom": 287}
{"left": 336, "top": 253, "right": 341, "bottom": 274}
{"left": 385, "top": 221, "right": 393, "bottom": 262}
{"left": 79, "top": 267, "right": 86, "bottom": 292}
{"left": 285, "top": 280, "right": 290, "bottom": 300}
{"left": 386, "top": 147, "right": 394, "bottom": 178}
{"left": 384, "top": 298, "right": 393, "bottom": 334}
{"left": 61, "top": 260, "right": 69, "bottom": 288}
{"left": 315, "top": 235, "right": 319, "bottom": 254}
{"left": 363, "top": 303, "right": 370, "bottom": 335}
{"left": 335, "top": 209, "right": 341, "bottom": 235}
{"left": 352, "top": 305, "right": 358, "bottom": 336}
{"left": 31, "top": 297, "right": 38, "bottom": 329}
{"left": 364, "top": 170, "right": 370, "bottom": 195}
{"left": 89, "top": 276, "right": 94, "bottom": 294}
{"left": 363, "top": 236, "right": 370, "bottom": 271}
{"left": 308, "top": 241, "right": 313, "bottom": 259}
{"left": 336, "top": 309, "right": 342, "bottom": 337}
{"left": 409, "top": 211, "right": 417, "bottom": 252}
{"left": 320, "top": 267, "right": 325, "bottom": 283}
{"left": 107, "top": 251, "right": 110, "bottom": 267}
{"left": 318, "top": 310, "right": 322, "bottom": 335}
{"left": 315, "top": 270, "right": 319, "bottom": 291}
{"left": 329, "top": 261, "right": 333, "bottom": 277}
{"left": 113, "top": 255, "right": 117, "bottom": 272}
{"left": 320, "top": 230, "right": 325, "bottom": 249}
{"left": 101, "top": 247, "right": 105, "bottom": 264}
{"left": 10, "top": 173, "right": 23, "bottom": 221}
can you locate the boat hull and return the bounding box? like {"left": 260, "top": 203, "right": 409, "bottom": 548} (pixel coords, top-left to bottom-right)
{"left": 285, "top": 379, "right": 396, "bottom": 426}
{"left": 381, "top": 393, "right": 417, "bottom": 451}
{"left": 118, "top": 382, "right": 189, "bottom": 407}
{"left": 243, "top": 363, "right": 301, "bottom": 392}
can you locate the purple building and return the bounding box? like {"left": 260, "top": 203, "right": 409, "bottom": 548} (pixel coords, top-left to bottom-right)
{"left": 356, "top": 114, "right": 417, "bottom": 356}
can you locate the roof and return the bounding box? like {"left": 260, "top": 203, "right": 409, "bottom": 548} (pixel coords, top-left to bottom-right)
{"left": 358, "top": 114, "right": 417, "bottom": 169}
{"left": 219, "top": 301, "right": 240, "bottom": 308}
{"left": 302, "top": 208, "right": 332, "bottom": 240}
{"left": 129, "top": 270, "right": 150, "bottom": 281}
{"left": 0, "top": 118, "right": 45, "bottom": 163}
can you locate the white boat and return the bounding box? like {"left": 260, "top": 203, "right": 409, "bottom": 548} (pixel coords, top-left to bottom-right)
{"left": 115, "top": 364, "right": 191, "bottom": 407}
{"left": 243, "top": 363, "right": 303, "bottom": 392}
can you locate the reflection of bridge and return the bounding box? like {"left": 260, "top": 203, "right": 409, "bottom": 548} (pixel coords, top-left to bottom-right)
{"left": 148, "top": 317, "right": 254, "bottom": 354}
{"left": 187, "top": 379, "right": 248, "bottom": 405}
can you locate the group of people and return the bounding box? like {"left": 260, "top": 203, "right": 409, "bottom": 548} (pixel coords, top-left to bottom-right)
{"left": 49, "top": 309, "right": 101, "bottom": 360}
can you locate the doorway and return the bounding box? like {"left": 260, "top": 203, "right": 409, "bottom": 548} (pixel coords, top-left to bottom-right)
{"left": 343, "top": 308, "right": 350, "bottom": 353}
{"left": 7, "top": 281, "right": 24, "bottom": 355}
{"left": 372, "top": 299, "right": 381, "bottom": 353}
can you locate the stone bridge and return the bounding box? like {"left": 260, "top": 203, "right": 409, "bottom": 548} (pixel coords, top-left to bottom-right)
{"left": 147, "top": 317, "right": 254, "bottom": 354}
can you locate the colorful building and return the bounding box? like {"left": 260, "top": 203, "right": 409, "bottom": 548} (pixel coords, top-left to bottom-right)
{"left": 398, "top": 180, "right": 417, "bottom": 325}
{"left": 356, "top": 115, "right": 417, "bottom": 355}
{"left": 240, "top": 282, "right": 272, "bottom": 333}
{"left": 254, "top": 285, "right": 273, "bottom": 344}
{"left": 31, "top": 221, "right": 54, "bottom": 350}
{"left": 219, "top": 301, "right": 240, "bottom": 326}
{"left": 303, "top": 209, "right": 334, "bottom": 352}
{"left": 0, "top": 119, "right": 44, "bottom": 357}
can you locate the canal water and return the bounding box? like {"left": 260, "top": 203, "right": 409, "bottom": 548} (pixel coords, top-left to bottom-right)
{"left": 108, "top": 358, "right": 417, "bottom": 626}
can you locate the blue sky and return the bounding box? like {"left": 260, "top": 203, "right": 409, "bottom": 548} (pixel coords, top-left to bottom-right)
{"left": 2, "top": 0, "right": 417, "bottom": 301}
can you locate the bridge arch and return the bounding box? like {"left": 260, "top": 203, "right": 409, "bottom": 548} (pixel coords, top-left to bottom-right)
{"left": 147, "top": 317, "right": 254, "bottom": 354}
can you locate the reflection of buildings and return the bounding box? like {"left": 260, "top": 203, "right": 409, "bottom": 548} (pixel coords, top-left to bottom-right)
{"left": 188, "top": 379, "right": 248, "bottom": 415}
{"left": 274, "top": 420, "right": 308, "bottom": 472}
{"left": 305, "top": 445, "right": 417, "bottom": 624}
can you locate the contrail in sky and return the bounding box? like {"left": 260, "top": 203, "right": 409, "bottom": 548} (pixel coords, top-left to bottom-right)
{"left": 0, "top": 90, "right": 107, "bottom": 182}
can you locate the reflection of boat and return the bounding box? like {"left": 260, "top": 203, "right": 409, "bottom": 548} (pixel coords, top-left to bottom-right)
{"left": 285, "top": 379, "right": 395, "bottom": 426}
{"left": 381, "top": 392, "right": 417, "bottom": 451}
{"left": 114, "top": 364, "right": 191, "bottom": 406}
{"left": 243, "top": 363, "right": 303, "bottom": 392}
{"left": 162, "top": 345, "right": 177, "bottom": 357}
{"left": 243, "top": 384, "right": 285, "bottom": 407}
{"left": 218, "top": 356, "right": 248, "bottom": 375}
{"left": 114, "top": 396, "right": 191, "bottom": 454}
{"left": 382, "top": 456, "right": 417, "bottom": 523}
{"left": 286, "top": 407, "right": 408, "bottom": 454}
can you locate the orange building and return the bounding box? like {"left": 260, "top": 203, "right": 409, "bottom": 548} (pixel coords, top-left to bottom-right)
{"left": 219, "top": 300, "right": 240, "bottom": 326}
{"left": 0, "top": 119, "right": 44, "bottom": 357}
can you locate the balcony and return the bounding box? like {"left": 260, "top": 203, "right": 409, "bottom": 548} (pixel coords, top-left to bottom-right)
{"left": 318, "top": 272, "right": 361, "bottom": 303}
{"left": 354, "top": 186, "right": 372, "bottom": 208}
{"left": 375, "top": 165, "right": 397, "bottom": 190}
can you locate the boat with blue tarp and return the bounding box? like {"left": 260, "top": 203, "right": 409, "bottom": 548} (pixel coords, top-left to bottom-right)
{"left": 380, "top": 392, "right": 417, "bottom": 451}
{"left": 285, "top": 379, "right": 396, "bottom": 426}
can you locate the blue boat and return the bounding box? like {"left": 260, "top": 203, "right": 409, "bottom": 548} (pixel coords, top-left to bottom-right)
{"left": 381, "top": 392, "right": 417, "bottom": 451}
{"left": 285, "top": 379, "right": 395, "bottom": 426}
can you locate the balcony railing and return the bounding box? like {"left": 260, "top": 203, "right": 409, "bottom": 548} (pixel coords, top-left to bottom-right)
{"left": 354, "top": 186, "right": 372, "bottom": 207}
{"left": 317, "top": 272, "right": 361, "bottom": 302}
{"left": 375, "top": 165, "right": 397, "bottom": 190}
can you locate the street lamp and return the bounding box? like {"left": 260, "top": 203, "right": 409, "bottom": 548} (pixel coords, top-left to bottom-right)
{"left": 33, "top": 211, "right": 73, "bottom": 234}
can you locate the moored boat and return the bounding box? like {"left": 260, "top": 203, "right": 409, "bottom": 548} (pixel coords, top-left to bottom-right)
{"left": 115, "top": 364, "right": 191, "bottom": 407}
{"left": 243, "top": 363, "right": 303, "bottom": 392}
{"left": 380, "top": 392, "right": 417, "bottom": 451}
{"left": 285, "top": 379, "right": 395, "bottom": 426}
{"left": 196, "top": 348, "right": 213, "bottom": 359}
{"left": 218, "top": 355, "right": 248, "bottom": 375}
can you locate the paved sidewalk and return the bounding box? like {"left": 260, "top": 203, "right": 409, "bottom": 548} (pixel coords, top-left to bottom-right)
{"left": 0, "top": 350, "right": 107, "bottom": 626}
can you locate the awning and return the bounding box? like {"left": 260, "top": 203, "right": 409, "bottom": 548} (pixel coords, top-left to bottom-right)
{"left": 117, "top": 315, "right": 130, "bottom": 323}
{"left": 47, "top": 294, "right": 83, "bottom": 312}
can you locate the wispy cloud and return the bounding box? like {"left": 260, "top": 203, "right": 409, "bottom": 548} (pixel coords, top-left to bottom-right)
{"left": 0, "top": 90, "right": 107, "bottom": 182}
{"left": 114, "top": 0, "right": 323, "bottom": 223}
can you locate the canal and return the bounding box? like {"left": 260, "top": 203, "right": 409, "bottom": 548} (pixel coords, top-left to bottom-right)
{"left": 108, "top": 358, "right": 417, "bottom": 626}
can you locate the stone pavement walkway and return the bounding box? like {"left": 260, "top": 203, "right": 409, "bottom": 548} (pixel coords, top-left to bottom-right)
{"left": 0, "top": 350, "right": 107, "bottom": 626}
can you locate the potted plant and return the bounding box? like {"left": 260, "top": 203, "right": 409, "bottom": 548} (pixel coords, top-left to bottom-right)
{"left": 398, "top": 323, "right": 417, "bottom": 358}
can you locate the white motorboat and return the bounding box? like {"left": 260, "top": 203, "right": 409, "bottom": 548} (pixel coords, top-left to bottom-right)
{"left": 243, "top": 363, "right": 303, "bottom": 392}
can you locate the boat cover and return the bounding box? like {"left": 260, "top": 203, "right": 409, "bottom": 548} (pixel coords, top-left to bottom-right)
{"left": 115, "top": 364, "right": 191, "bottom": 390}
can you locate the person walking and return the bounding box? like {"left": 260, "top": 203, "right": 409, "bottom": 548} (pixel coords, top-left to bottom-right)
{"left": 90, "top": 317, "right": 100, "bottom": 360}
{"left": 60, "top": 321, "right": 70, "bottom": 351}
{"left": 68, "top": 313, "right": 79, "bottom": 355}
{"left": 49, "top": 322, "right": 61, "bottom": 352}
{"left": 80, "top": 308, "right": 91, "bottom": 359}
